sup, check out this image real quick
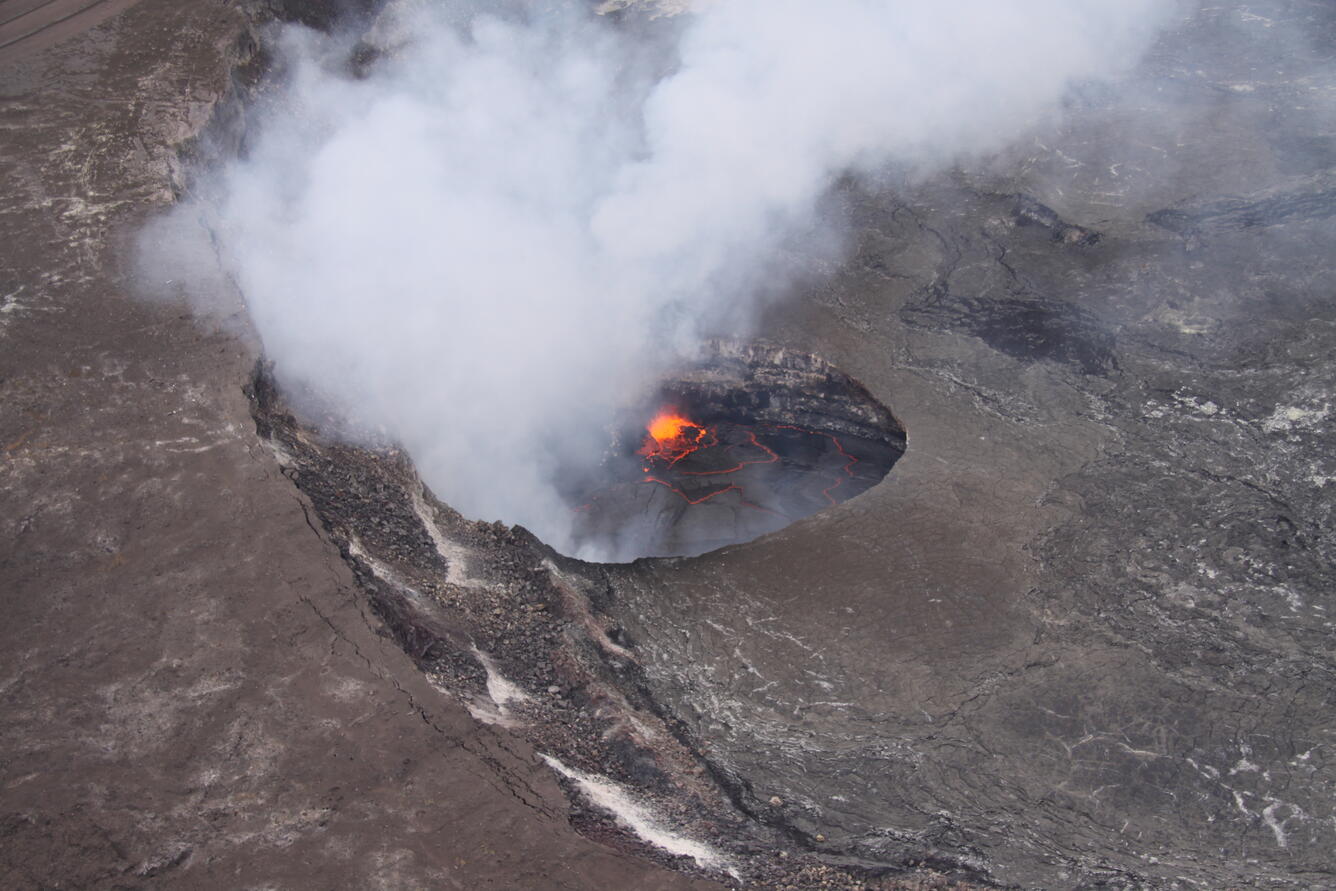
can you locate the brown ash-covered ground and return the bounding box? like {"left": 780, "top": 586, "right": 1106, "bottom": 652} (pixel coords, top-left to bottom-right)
{"left": 4, "top": 1, "right": 1336, "bottom": 889}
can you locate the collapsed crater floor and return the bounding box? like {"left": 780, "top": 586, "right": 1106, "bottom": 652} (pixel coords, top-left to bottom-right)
{"left": 570, "top": 344, "right": 906, "bottom": 560}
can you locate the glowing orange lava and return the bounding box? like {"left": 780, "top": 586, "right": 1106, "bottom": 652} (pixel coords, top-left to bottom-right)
{"left": 648, "top": 412, "right": 693, "bottom": 442}
{"left": 631, "top": 409, "right": 771, "bottom": 515}
{"left": 637, "top": 410, "right": 711, "bottom": 466}
{"left": 575, "top": 407, "right": 861, "bottom": 518}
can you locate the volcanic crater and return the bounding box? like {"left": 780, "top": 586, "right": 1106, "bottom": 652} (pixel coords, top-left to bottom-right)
{"left": 7, "top": 1, "right": 1335, "bottom": 890}
{"left": 203, "top": 3, "right": 1336, "bottom": 887}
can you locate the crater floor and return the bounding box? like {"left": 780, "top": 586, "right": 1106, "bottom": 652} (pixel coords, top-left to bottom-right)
{"left": 570, "top": 343, "right": 906, "bottom": 560}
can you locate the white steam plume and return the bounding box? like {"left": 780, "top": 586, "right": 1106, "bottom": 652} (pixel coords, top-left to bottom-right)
{"left": 165, "top": 0, "right": 1176, "bottom": 558}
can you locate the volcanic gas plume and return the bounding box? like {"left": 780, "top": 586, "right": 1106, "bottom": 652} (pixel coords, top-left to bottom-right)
{"left": 142, "top": 0, "right": 1177, "bottom": 559}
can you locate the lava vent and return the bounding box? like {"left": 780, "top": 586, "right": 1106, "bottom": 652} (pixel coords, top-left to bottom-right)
{"left": 568, "top": 342, "right": 906, "bottom": 560}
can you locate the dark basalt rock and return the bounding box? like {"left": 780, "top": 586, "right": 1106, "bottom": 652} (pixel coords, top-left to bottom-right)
{"left": 660, "top": 342, "right": 906, "bottom": 447}
{"left": 1012, "top": 194, "right": 1102, "bottom": 246}
{"left": 1147, "top": 184, "right": 1336, "bottom": 235}
{"left": 903, "top": 287, "right": 1117, "bottom": 376}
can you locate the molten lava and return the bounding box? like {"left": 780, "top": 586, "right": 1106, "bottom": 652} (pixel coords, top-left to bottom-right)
{"left": 647, "top": 412, "right": 694, "bottom": 444}
{"left": 569, "top": 404, "right": 881, "bottom": 559}
{"left": 632, "top": 408, "right": 859, "bottom": 511}
{"left": 637, "top": 410, "right": 711, "bottom": 465}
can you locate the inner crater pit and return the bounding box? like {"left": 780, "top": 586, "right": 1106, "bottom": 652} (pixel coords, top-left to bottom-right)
{"left": 566, "top": 342, "right": 906, "bottom": 561}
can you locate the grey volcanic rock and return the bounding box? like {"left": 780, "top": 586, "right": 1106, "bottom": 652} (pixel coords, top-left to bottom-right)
{"left": 5, "top": 1, "right": 1336, "bottom": 890}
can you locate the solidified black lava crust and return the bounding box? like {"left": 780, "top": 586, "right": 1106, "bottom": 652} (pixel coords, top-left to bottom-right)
{"left": 571, "top": 342, "right": 907, "bottom": 560}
